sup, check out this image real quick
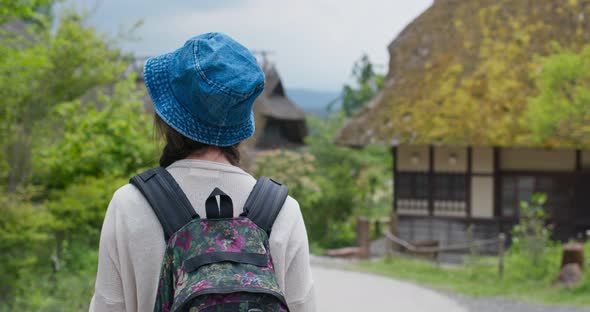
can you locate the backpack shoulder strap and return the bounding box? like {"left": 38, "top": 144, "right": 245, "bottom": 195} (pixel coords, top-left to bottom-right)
{"left": 242, "top": 177, "right": 289, "bottom": 236}
{"left": 129, "top": 167, "right": 198, "bottom": 241}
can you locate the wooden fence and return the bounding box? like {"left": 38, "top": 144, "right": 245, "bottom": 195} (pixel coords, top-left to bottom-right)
{"left": 357, "top": 216, "right": 508, "bottom": 277}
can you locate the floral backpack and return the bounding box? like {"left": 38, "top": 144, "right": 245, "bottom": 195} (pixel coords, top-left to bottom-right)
{"left": 130, "top": 167, "right": 290, "bottom": 312}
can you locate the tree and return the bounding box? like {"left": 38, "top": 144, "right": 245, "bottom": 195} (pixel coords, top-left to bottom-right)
{"left": 0, "top": 0, "right": 54, "bottom": 24}
{"left": 340, "top": 54, "right": 385, "bottom": 117}
{"left": 0, "top": 3, "right": 158, "bottom": 309}
{"left": 527, "top": 45, "right": 590, "bottom": 147}
{"left": 35, "top": 75, "right": 157, "bottom": 190}
{"left": 0, "top": 9, "right": 128, "bottom": 192}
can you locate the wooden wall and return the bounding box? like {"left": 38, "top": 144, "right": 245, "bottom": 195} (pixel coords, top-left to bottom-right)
{"left": 582, "top": 151, "right": 590, "bottom": 169}
{"left": 394, "top": 145, "right": 590, "bottom": 246}
{"left": 500, "top": 148, "right": 576, "bottom": 171}
{"left": 395, "top": 145, "right": 586, "bottom": 220}
{"left": 397, "top": 145, "right": 429, "bottom": 172}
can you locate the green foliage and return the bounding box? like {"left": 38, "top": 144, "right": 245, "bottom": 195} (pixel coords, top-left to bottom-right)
{"left": 0, "top": 0, "right": 55, "bottom": 24}
{"left": 0, "top": 10, "right": 128, "bottom": 191}
{"left": 34, "top": 76, "right": 157, "bottom": 190}
{"left": 511, "top": 193, "right": 554, "bottom": 279}
{"left": 0, "top": 191, "right": 54, "bottom": 301}
{"left": 0, "top": 3, "right": 156, "bottom": 308}
{"left": 340, "top": 54, "right": 385, "bottom": 117}
{"left": 527, "top": 45, "right": 590, "bottom": 147}
{"left": 46, "top": 175, "right": 127, "bottom": 246}
{"left": 306, "top": 113, "right": 392, "bottom": 219}
{"left": 4, "top": 241, "right": 98, "bottom": 312}
{"left": 10, "top": 254, "right": 97, "bottom": 312}
{"left": 253, "top": 112, "right": 391, "bottom": 248}
{"left": 252, "top": 149, "right": 321, "bottom": 212}
{"left": 0, "top": 175, "right": 127, "bottom": 310}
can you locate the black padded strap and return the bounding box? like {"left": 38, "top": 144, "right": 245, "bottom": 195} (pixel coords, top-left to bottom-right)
{"left": 129, "top": 167, "right": 198, "bottom": 241}
{"left": 241, "top": 177, "right": 288, "bottom": 236}
{"left": 205, "top": 188, "right": 233, "bottom": 219}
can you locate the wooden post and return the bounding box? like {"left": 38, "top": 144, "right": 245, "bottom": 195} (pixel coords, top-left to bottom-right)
{"left": 467, "top": 224, "right": 474, "bottom": 253}
{"left": 428, "top": 146, "right": 435, "bottom": 216}
{"left": 498, "top": 233, "right": 506, "bottom": 278}
{"left": 389, "top": 212, "right": 400, "bottom": 253}
{"left": 357, "top": 217, "right": 370, "bottom": 259}
{"left": 374, "top": 219, "right": 381, "bottom": 238}
{"left": 493, "top": 147, "right": 501, "bottom": 218}
{"left": 392, "top": 145, "right": 398, "bottom": 214}
{"left": 466, "top": 146, "right": 472, "bottom": 218}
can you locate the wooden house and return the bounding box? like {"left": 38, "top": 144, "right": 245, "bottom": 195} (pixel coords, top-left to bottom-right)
{"left": 335, "top": 0, "right": 590, "bottom": 245}
{"left": 389, "top": 145, "right": 590, "bottom": 244}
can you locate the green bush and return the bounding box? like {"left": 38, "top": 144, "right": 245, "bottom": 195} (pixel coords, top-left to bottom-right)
{"left": 6, "top": 246, "right": 98, "bottom": 312}
{"left": 34, "top": 76, "right": 157, "bottom": 190}
{"left": 0, "top": 191, "right": 54, "bottom": 302}
{"left": 0, "top": 175, "right": 127, "bottom": 308}
{"left": 0, "top": 4, "right": 157, "bottom": 309}
{"left": 253, "top": 113, "right": 392, "bottom": 249}
{"left": 511, "top": 193, "right": 555, "bottom": 280}
{"left": 527, "top": 45, "right": 590, "bottom": 147}
{"left": 46, "top": 175, "right": 127, "bottom": 248}
{"left": 252, "top": 149, "right": 321, "bottom": 212}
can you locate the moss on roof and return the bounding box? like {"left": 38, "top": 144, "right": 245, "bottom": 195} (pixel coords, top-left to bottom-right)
{"left": 336, "top": 0, "right": 590, "bottom": 147}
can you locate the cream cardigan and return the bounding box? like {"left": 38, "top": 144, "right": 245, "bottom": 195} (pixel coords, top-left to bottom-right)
{"left": 89, "top": 159, "right": 316, "bottom": 311}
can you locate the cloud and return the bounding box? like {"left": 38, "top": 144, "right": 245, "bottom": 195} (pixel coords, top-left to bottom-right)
{"left": 68, "top": 0, "right": 252, "bottom": 14}
{"left": 62, "top": 0, "right": 433, "bottom": 90}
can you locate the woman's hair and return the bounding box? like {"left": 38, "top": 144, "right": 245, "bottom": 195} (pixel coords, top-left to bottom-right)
{"left": 154, "top": 113, "right": 240, "bottom": 167}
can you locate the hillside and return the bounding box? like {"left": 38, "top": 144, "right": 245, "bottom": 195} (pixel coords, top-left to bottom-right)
{"left": 287, "top": 88, "right": 340, "bottom": 117}
{"left": 336, "top": 0, "right": 590, "bottom": 147}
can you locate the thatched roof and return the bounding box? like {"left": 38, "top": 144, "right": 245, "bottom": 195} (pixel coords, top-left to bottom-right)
{"left": 256, "top": 63, "right": 306, "bottom": 121}
{"left": 257, "top": 96, "right": 305, "bottom": 120}
{"left": 336, "top": 0, "right": 590, "bottom": 147}
{"left": 250, "top": 62, "right": 308, "bottom": 149}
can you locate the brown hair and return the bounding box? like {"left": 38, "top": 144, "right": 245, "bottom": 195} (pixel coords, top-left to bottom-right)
{"left": 154, "top": 113, "right": 240, "bottom": 167}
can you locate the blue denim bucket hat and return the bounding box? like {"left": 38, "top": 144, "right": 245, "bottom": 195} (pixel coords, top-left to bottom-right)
{"left": 144, "top": 32, "right": 265, "bottom": 146}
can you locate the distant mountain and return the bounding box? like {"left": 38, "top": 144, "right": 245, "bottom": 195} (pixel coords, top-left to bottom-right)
{"left": 286, "top": 88, "right": 341, "bottom": 117}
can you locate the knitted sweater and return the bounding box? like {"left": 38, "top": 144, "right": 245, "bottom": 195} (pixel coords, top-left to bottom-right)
{"left": 89, "top": 159, "right": 316, "bottom": 312}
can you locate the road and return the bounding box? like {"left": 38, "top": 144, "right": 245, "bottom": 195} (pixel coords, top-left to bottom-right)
{"left": 312, "top": 265, "right": 590, "bottom": 312}
{"left": 313, "top": 265, "right": 467, "bottom": 312}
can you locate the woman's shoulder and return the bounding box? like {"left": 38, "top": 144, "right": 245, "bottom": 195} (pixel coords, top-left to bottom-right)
{"left": 269, "top": 195, "right": 305, "bottom": 242}
{"left": 111, "top": 183, "right": 147, "bottom": 207}
{"left": 107, "top": 183, "right": 157, "bottom": 224}
{"left": 280, "top": 195, "right": 301, "bottom": 217}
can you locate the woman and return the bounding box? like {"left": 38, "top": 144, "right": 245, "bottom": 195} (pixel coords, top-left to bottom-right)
{"left": 90, "top": 33, "right": 316, "bottom": 312}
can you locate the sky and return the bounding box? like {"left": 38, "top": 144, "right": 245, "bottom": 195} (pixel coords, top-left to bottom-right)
{"left": 62, "top": 0, "right": 432, "bottom": 92}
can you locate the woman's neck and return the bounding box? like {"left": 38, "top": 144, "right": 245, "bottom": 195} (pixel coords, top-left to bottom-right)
{"left": 185, "top": 148, "right": 231, "bottom": 165}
